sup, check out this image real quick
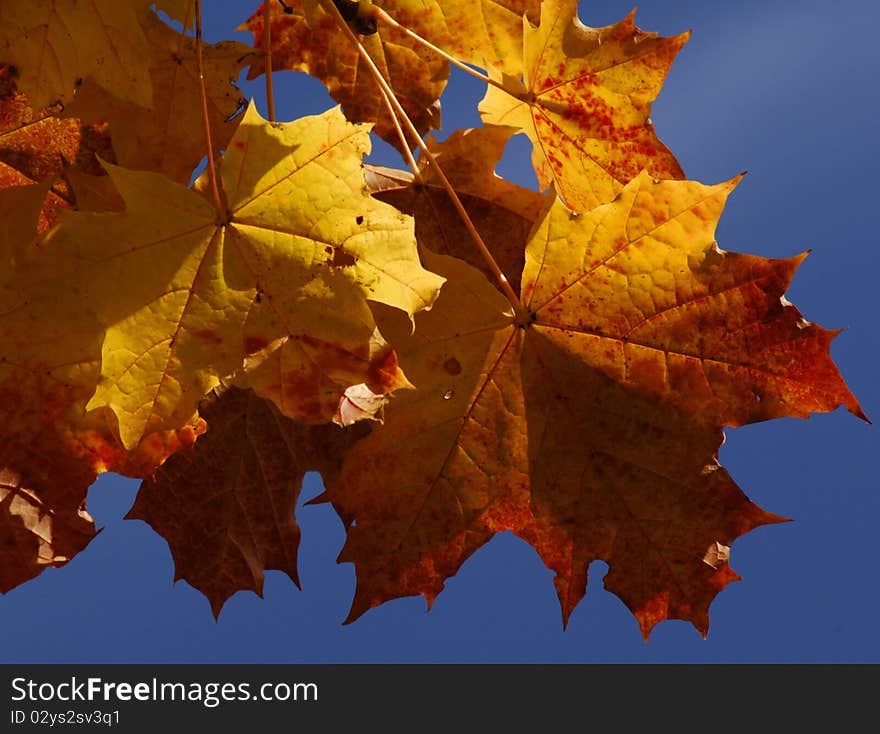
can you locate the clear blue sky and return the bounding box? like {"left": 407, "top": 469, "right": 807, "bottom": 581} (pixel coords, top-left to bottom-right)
{"left": 1, "top": 0, "right": 877, "bottom": 663}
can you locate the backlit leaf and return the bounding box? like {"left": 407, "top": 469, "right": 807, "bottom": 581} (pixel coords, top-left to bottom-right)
{"left": 0, "top": 66, "right": 114, "bottom": 229}
{"left": 66, "top": 12, "right": 250, "bottom": 184}
{"left": 128, "top": 385, "right": 367, "bottom": 616}
{"left": 0, "top": 0, "right": 153, "bottom": 111}
{"left": 479, "top": 0, "right": 686, "bottom": 211}
{"left": 241, "top": 0, "right": 448, "bottom": 151}
{"left": 320, "top": 174, "right": 862, "bottom": 636}
{"left": 31, "top": 103, "right": 441, "bottom": 449}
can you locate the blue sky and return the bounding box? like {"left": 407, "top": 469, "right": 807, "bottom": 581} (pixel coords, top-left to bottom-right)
{"left": 1, "top": 0, "right": 877, "bottom": 662}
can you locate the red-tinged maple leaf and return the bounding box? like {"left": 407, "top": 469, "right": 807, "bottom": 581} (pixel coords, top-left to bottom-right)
{"left": 128, "top": 385, "right": 367, "bottom": 616}
{"left": 480, "top": 0, "right": 686, "bottom": 212}
{"left": 318, "top": 173, "right": 863, "bottom": 637}
{"left": 0, "top": 368, "right": 206, "bottom": 594}
{"left": 0, "top": 67, "right": 115, "bottom": 230}
{"left": 240, "top": 0, "right": 448, "bottom": 151}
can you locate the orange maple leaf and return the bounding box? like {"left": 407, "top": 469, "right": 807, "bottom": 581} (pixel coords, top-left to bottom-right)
{"left": 0, "top": 67, "right": 114, "bottom": 230}
{"left": 241, "top": 0, "right": 448, "bottom": 151}
{"left": 319, "top": 173, "right": 863, "bottom": 637}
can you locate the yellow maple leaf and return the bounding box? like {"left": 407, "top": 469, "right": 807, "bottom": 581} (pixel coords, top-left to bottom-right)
{"left": 0, "top": 182, "right": 203, "bottom": 592}
{"left": 479, "top": 0, "right": 686, "bottom": 212}
{"left": 29, "top": 103, "right": 442, "bottom": 449}
{"left": 66, "top": 12, "right": 250, "bottom": 184}
{"left": 436, "top": 0, "right": 540, "bottom": 76}
{"left": 0, "top": 0, "right": 153, "bottom": 111}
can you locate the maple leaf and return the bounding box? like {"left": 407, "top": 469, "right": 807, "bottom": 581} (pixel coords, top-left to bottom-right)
{"left": 0, "top": 67, "right": 115, "bottom": 230}
{"left": 0, "top": 183, "right": 204, "bottom": 592}
{"left": 367, "top": 124, "right": 548, "bottom": 295}
{"left": 63, "top": 169, "right": 125, "bottom": 214}
{"left": 0, "top": 0, "right": 865, "bottom": 647}
{"left": 0, "top": 0, "right": 153, "bottom": 111}
{"left": 31, "top": 102, "right": 442, "bottom": 449}
{"left": 320, "top": 173, "right": 862, "bottom": 636}
{"left": 66, "top": 12, "right": 250, "bottom": 185}
{"left": 323, "top": 0, "right": 541, "bottom": 77}
{"left": 0, "top": 367, "right": 204, "bottom": 594}
{"left": 0, "top": 465, "right": 96, "bottom": 594}
{"left": 479, "top": 0, "right": 687, "bottom": 211}
{"left": 128, "top": 385, "right": 367, "bottom": 616}
{"left": 423, "top": 0, "right": 541, "bottom": 77}
{"left": 241, "top": 0, "right": 448, "bottom": 151}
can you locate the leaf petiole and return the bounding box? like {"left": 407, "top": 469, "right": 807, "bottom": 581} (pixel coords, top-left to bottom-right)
{"left": 376, "top": 85, "right": 422, "bottom": 179}
{"left": 263, "top": 1, "right": 276, "bottom": 121}
{"left": 194, "top": 0, "right": 223, "bottom": 212}
{"left": 372, "top": 5, "right": 509, "bottom": 94}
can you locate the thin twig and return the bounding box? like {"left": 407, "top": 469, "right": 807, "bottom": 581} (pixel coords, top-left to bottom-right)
{"left": 263, "top": 1, "right": 276, "bottom": 121}
{"left": 319, "top": 0, "right": 524, "bottom": 312}
{"left": 373, "top": 5, "right": 509, "bottom": 94}
{"left": 195, "top": 0, "right": 222, "bottom": 211}
{"left": 377, "top": 86, "right": 422, "bottom": 179}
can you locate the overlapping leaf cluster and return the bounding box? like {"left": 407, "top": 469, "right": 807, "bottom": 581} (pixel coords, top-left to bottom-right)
{"left": 0, "top": 0, "right": 864, "bottom": 639}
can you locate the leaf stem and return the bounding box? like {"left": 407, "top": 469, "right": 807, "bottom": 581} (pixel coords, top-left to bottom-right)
{"left": 372, "top": 6, "right": 508, "bottom": 94}
{"left": 263, "top": 1, "right": 276, "bottom": 122}
{"left": 319, "top": 0, "right": 524, "bottom": 313}
{"left": 194, "top": 0, "right": 222, "bottom": 211}
{"left": 376, "top": 86, "right": 421, "bottom": 180}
